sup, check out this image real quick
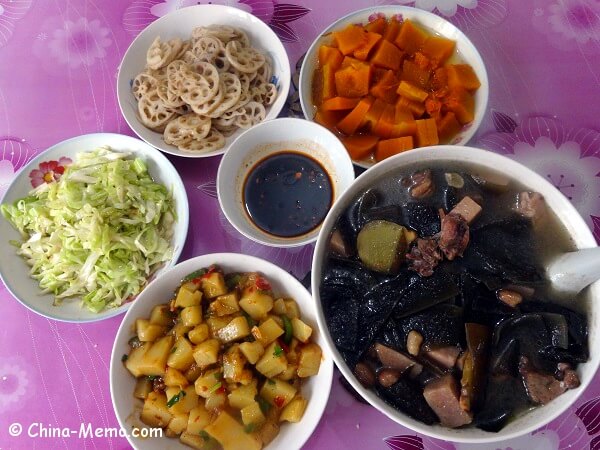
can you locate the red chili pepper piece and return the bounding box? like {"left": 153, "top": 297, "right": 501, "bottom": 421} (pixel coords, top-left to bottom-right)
{"left": 255, "top": 276, "right": 271, "bottom": 291}
{"left": 274, "top": 396, "right": 285, "bottom": 408}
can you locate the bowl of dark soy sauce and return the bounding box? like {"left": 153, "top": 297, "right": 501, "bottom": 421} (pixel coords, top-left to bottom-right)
{"left": 217, "top": 118, "right": 355, "bottom": 247}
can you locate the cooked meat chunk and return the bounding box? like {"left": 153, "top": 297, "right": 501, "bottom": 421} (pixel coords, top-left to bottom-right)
{"left": 519, "top": 356, "right": 579, "bottom": 405}
{"left": 497, "top": 289, "right": 523, "bottom": 307}
{"left": 423, "top": 346, "right": 461, "bottom": 370}
{"left": 515, "top": 192, "right": 547, "bottom": 226}
{"left": 408, "top": 169, "right": 435, "bottom": 199}
{"left": 423, "top": 374, "right": 473, "bottom": 427}
{"left": 354, "top": 362, "right": 375, "bottom": 388}
{"left": 406, "top": 238, "right": 443, "bottom": 276}
{"left": 374, "top": 343, "right": 417, "bottom": 373}
{"left": 556, "top": 362, "right": 581, "bottom": 389}
{"left": 438, "top": 213, "right": 469, "bottom": 260}
{"left": 449, "top": 196, "right": 482, "bottom": 224}
{"left": 378, "top": 368, "right": 401, "bottom": 387}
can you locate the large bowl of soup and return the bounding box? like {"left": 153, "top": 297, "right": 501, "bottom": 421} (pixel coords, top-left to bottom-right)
{"left": 311, "top": 145, "right": 599, "bottom": 443}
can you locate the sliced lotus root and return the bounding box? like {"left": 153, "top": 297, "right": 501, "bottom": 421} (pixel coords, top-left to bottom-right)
{"left": 190, "top": 83, "right": 224, "bottom": 116}
{"left": 206, "top": 72, "right": 242, "bottom": 118}
{"left": 174, "top": 40, "right": 191, "bottom": 60}
{"left": 237, "top": 72, "right": 251, "bottom": 93}
{"left": 212, "top": 48, "right": 231, "bottom": 73}
{"left": 262, "top": 83, "right": 278, "bottom": 105}
{"left": 213, "top": 115, "right": 238, "bottom": 128}
{"left": 182, "top": 50, "right": 198, "bottom": 65}
{"left": 255, "top": 59, "right": 273, "bottom": 83}
{"left": 189, "top": 61, "right": 220, "bottom": 94}
{"left": 212, "top": 120, "right": 238, "bottom": 136}
{"left": 138, "top": 93, "right": 176, "bottom": 129}
{"left": 193, "top": 25, "right": 238, "bottom": 44}
{"left": 164, "top": 113, "right": 211, "bottom": 145}
{"left": 234, "top": 101, "right": 266, "bottom": 129}
{"left": 178, "top": 128, "right": 225, "bottom": 153}
{"left": 166, "top": 103, "right": 191, "bottom": 115}
{"left": 233, "top": 29, "right": 250, "bottom": 48}
{"left": 193, "top": 36, "right": 223, "bottom": 61}
{"left": 180, "top": 69, "right": 220, "bottom": 106}
{"left": 132, "top": 73, "right": 159, "bottom": 100}
{"left": 147, "top": 37, "right": 183, "bottom": 70}
{"left": 157, "top": 80, "right": 186, "bottom": 108}
{"left": 225, "top": 41, "right": 265, "bottom": 74}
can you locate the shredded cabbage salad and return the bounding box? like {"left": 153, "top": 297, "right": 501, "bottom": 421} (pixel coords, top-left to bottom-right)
{"left": 0, "top": 146, "right": 176, "bottom": 312}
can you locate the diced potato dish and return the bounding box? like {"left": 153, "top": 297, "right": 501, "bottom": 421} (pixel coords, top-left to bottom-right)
{"left": 122, "top": 265, "right": 323, "bottom": 450}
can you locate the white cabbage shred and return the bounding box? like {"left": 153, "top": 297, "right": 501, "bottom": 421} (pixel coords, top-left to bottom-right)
{"left": 1, "top": 146, "right": 175, "bottom": 312}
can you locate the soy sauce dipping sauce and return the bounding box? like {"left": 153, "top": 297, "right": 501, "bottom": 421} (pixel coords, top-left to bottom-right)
{"left": 243, "top": 151, "right": 333, "bottom": 237}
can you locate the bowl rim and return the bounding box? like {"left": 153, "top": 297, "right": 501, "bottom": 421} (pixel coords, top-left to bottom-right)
{"left": 216, "top": 117, "right": 355, "bottom": 248}
{"left": 310, "top": 145, "right": 600, "bottom": 443}
{"left": 116, "top": 3, "right": 291, "bottom": 159}
{"left": 0, "top": 132, "right": 190, "bottom": 323}
{"left": 298, "top": 5, "right": 490, "bottom": 169}
{"left": 110, "top": 251, "right": 334, "bottom": 450}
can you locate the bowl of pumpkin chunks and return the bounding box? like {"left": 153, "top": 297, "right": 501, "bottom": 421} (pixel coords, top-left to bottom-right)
{"left": 299, "top": 6, "right": 489, "bottom": 168}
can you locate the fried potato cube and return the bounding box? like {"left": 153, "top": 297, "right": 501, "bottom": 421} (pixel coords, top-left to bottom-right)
{"left": 280, "top": 396, "right": 308, "bottom": 423}
{"left": 181, "top": 305, "right": 203, "bottom": 327}
{"left": 239, "top": 341, "right": 265, "bottom": 365}
{"left": 256, "top": 342, "right": 287, "bottom": 378}
{"left": 149, "top": 304, "right": 174, "bottom": 326}
{"left": 216, "top": 316, "right": 251, "bottom": 343}
{"left": 297, "top": 343, "right": 322, "bottom": 378}
{"left": 167, "top": 336, "right": 195, "bottom": 371}
{"left": 138, "top": 335, "right": 175, "bottom": 377}
{"left": 125, "top": 343, "right": 151, "bottom": 378}
{"left": 193, "top": 339, "right": 220, "bottom": 369}
{"left": 136, "top": 319, "right": 166, "bottom": 342}
{"left": 141, "top": 391, "right": 172, "bottom": 428}
{"left": 188, "top": 324, "right": 210, "bottom": 344}
{"left": 251, "top": 318, "right": 284, "bottom": 347}
{"left": 186, "top": 404, "right": 211, "bottom": 434}
{"left": 291, "top": 318, "right": 313, "bottom": 343}
{"left": 205, "top": 411, "right": 262, "bottom": 450}
{"left": 241, "top": 401, "right": 266, "bottom": 427}
{"left": 166, "top": 385, "right": 198, "bottom": 414}
{"left": 209, "top": 292, "right": 240, "bottom": 316}
{"left": 167, "top": 412, "right": 189, "bottom": 436}
{"left": 239, "top": 289, "right": 274, "bottom": 320}
{"left": 260, "top": 379, "right": 297, "bottom": 409}
{"left": 201, "top": 272, "right": 228, "bottom": 299}
{"left": 228, "top": 382, "right": 258, "bottom": 409}
{"left": 164, "top": 367, "right": 189, "bottom": 388}
{"left": 175, "top": 286, "right": 202, "bottom": 307}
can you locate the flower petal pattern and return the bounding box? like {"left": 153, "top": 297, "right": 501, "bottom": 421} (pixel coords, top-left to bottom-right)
{"left": 384, "top": 435, "right": 424, "bottom": 450}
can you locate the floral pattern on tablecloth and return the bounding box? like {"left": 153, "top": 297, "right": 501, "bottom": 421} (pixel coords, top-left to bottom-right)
{"left": 122, "top": 0, "right": 310, "bottom": 43}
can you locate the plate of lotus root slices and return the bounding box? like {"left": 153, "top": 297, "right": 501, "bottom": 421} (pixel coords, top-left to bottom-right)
{"left": 117, "top": 4, "right": 290, "bottom": 158}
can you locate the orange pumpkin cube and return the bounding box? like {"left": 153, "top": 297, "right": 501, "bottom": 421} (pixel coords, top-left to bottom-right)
{"left": 415, "top": 118, "right": 439, "bottom": 147}
{"left": 446, "top": 64, "right": 481, "bottom": 91}
{"left": 370, "top": 39, "right": 404, "bottom": 71}
{"left": 342, "top": 135, "right": 380, "bottom": 160}
{"left": 445, "top": 88, "right": 475, "bottom": 124}
{"left": 383, "top": 18, "right": 402, "bottom": 42}
{"left": 394, "top": 103, "right": 414, "bottom": 123}
{"left": 322, "top": 96, "right": 361, "bottom": 111}
{"left": 438, "top": 112, "right": 463, "bottom": 143}
{"left": 390, "top": 120, "right": 417, "bottom": 138}
{"left": 337, "top": 97, "right": 374, "bottom": 135}
{"left": 314, "top": 109, "right": 344, "bottom": 130}
{"left": 341, "top": 55, "right": 365, "bottom": 69}
{"left": 319, "top": 45, "right": 344, "bottom": 70}
{"left": 402, "top": 60, "right": 431, "bottom": 89}
{"left": 370, "top": 70, "right": 399, "bottom": 103}
{"left": 353, "top": 32, "right": 382, "bottom": 61}
{"left": 421, "top": 36, "right": 456, "bottom": 64}
{"left": 333, "top": 24, "right": 368, "bottom": 55}
{"left": 372, "top": 104, "right": 396, "bottom": 138}
{"left": 322, "top": 63, "right": 337, "bottom": 100}
{"left": 334, "top": 63, "right": 371, "bottom": 98}
{"left": 375, "top": 136, "right": 414, "bottom": 161}
{"left": 396, "top": 81, "right": 428, "bottom": 103}
{"left": 365, "top": 17, "right": 387, "bottom": 34}
{"left": 397, "top": 96, "right": 425, "bottom": 118}
{"left": 394, "top": 19, "right": 428, "bottom": 54}
{"left": 363, "top": 98, "right": 388, "bottom": 130}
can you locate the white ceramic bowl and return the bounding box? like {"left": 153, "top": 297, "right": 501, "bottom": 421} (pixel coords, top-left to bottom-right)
{"left": 0, "top": 133, "right": 189, "bottom": 323}
{"left": 299, "top": 6, "right": 489, "bottom": 168}
{"left": 117, "top": 4, "right": 291, "bottom": 158}
{"left": 217, "top": 117, "right": 355, "bottom": 247}
{"left": 110, "top": 252, "right": 334, "bottom": 450}
{"left": 311, "top": 146, "right": 599, "bottom": 443}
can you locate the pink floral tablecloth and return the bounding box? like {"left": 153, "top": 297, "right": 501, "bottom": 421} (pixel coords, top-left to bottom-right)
{"left": 1, "top": 1, "right": 600, "bottom": 449}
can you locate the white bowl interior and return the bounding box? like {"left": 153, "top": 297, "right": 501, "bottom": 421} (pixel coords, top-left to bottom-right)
{"left": 298, "top": 5, "right": 489, "bottom": 168}
{"left": 311, "top": 145, "right": 599, "bottom": 443}
{"left": 117, "top": 4, "right": 291, "bottom": 158}
{"left": 110, "top": 252, "right": 334, "bottom": 450}
{"left": 0, "top": 133, "right": 189, "bottom": 322}
{"left": 217, "top": 118, "right": 355, "bottom": 247}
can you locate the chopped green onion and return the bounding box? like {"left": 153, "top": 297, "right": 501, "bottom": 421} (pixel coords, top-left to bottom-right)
{"left": 209, "top": 381, "right": 222, "bottom": 393}
{"left": 214, "top": 372, "right": 223, "bottom": 380}
{"left": 182, "top": 268, "right": 207, "bottom": 282}
{"left": 257, "top": 396, "right": 271, "bottom": 414}
{"left": 170, "top": 346, "right": 177, "bottom": 354}
{"left": 267, "top": 379, "right": 275, "bottom": 385}
{"left": 244, "top": 423, "right": 256, "bottom": 433}
{"left": 121, "top": 354, "right": 128, "bottom": 362}
{"left": 199, "top": 430, "right": 210, "bottom": 440}
{"left": 282, "top": 316, "right": 293, "bottom": 345}
{"left": 146, "top": 375, "right": 157, "bottom": 381}
{"left": 273, "top": 344, "right": 284, "bottom": 357}
{"left": 166, "top": 390, "right": 185, "bottom": 408}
